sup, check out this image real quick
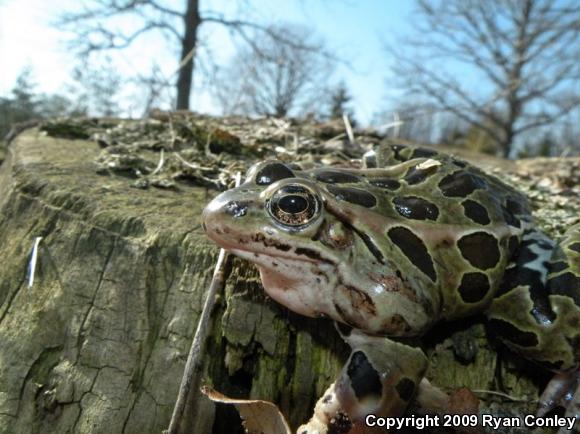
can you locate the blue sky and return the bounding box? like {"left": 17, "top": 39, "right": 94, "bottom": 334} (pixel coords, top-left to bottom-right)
{"left": 0, "top": 0, "right": 419, "bottom": 124}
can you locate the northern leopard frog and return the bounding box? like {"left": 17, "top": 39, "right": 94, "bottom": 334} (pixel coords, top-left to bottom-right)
{"left": 202, "top": 144, "right": 580, "bottom": 433}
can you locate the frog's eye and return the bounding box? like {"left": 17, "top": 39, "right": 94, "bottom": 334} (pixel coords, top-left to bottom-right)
{"left": 268, "top": 184, "right": 320, "bottom": 227}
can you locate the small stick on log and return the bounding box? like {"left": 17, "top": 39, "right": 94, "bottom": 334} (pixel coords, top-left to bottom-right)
{"left": 165, "top": 173, "right": 240, "bottom": 434}
{"left": 342, "top": 113, "right": 355, "bottom": 144}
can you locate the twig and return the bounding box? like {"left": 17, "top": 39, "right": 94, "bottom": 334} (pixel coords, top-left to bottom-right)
{"left": 342, "top": 113, "right": 355, "bottom": 144}
{"left": 471, "top": 389, "right": 533, "bottom": 403}
{"left": 165, "top": 173, "right": 240, "bottom": 434}
{"left": 174, "top": 152, "right": 214, "bottom": 171}
{"left": 27, "top": 237, "right": 43, "bottom": 288}
{"left": 323, "top": 132, "right": 346, "bottom": 144}
{"left": 151, "top": 149, "right": 165, "bottom": 175}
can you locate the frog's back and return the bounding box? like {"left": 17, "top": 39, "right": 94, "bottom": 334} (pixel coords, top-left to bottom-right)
{"left": 301, "top": 143, "right": 532, "bottom": 319}
{"left": 361, "top": 144, "right": 532, "bottom": 228}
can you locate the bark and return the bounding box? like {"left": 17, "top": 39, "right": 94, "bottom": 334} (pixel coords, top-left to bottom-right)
{"left": 176, "top": 0, "right": 200, "bottom": 110}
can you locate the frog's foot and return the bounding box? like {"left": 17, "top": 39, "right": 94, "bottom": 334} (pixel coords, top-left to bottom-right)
{"left": 297, "top": 382, "right": 353, "bottom": 434}
{"left": 298, "top": 378, "right": 453, "bottom": 434}
{"left": 538, "top": 371, "right": 580, "bottom": 433}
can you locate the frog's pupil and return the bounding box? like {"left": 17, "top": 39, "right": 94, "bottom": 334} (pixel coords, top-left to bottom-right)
{"left": 278, "top": 195, "right": 308, "bottom": 214}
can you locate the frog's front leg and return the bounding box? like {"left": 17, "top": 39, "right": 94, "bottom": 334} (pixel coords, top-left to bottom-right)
{"left": 335, "top": 326, "right": 429, "bottom": 420}
{"left": 299, "top": 325, "right": 429, "bottom": 433}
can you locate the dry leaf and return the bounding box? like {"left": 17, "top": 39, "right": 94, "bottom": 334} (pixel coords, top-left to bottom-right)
{"left": 201, "top": 386, "right": 292, "bottom": 434}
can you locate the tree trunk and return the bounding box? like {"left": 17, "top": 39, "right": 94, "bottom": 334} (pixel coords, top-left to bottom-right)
{"left": 176, "top": 0, "right": 200, "bottom": 110}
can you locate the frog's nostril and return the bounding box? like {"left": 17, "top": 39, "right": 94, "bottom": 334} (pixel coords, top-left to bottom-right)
{"left": 224, "top": 200, "right": 248, "bottom": 218}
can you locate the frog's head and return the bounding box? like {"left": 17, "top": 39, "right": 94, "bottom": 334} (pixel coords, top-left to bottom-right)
{"left": 202, "top": 161, "right": 393, "bottom": 323}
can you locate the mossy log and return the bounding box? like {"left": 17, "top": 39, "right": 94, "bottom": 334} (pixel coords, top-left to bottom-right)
{"left": 0, "top": 124, "right": 575, "bottom": 434}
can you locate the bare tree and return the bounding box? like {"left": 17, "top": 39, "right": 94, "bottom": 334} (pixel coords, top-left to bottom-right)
{"left": 58, "top": 1, "right": 323, "bottom": 111}
{"left": 387, "top": 0, "right": 580, "bottom": 157}
{"left": 66, "top": 58, "right": 122, "bottom": 117}
{"left": 327, "top": 81, "right": 357, "bottom": 124}
{"left": 213, "top": 24, "right": 335, "bottom": 118}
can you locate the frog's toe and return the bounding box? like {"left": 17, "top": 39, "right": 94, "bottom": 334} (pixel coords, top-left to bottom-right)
{"left": 537, "top": 371, "right": 580, "bottom": 433}
{"left": 559, "top": 381, "right": 580, "bottom": 434}
{"left": 538, "top": 372, "right": 579, "bottom": 418}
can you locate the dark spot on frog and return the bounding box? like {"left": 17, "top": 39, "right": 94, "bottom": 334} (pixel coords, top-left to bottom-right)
{"left": 395, "top": 377, "right": 416, "bottom": 401}
{"left": 347, "top": 351, "right": 382, "bottom": 400}
{"left": 315, "top": 170, "right": 362, "bottom": 184}
{"left": 359, "top": 232, "right": 385, "bottom": 264}
{"left": 438, "top": 171, "right": 486, "bottom": 197}
{"left": 403, "top": 164, "right": 439, "bottom": 185}
{"left": 501, "top": 205, "right": 521, "bottom": 228}
{"left": 453, "top": 159, "right": 467, "bottom": 168}
{"left": 272, "top": 262, "right": 278, "bottom": 267}
{"left": 382, "top": 314, "right": 412, "bottom": 335}
{"left": 255, "top": 162, "right": 295, "bottom": 185}
{"left": 508, "top": 235, "right": 520, "bottom": 258}
{"left": 369, "top": 178, "right": 400, "bottom": 190}
{"left": 549, "top": 261, "right": 568, "bottom": 273}
{"left": 224, "top": 200, "right": 248, "bottom": 218}
{"left": 343, "top": 284, "right": 377, "bottom": 316}
{"left": 458, "top": 272, "right": 490, "bottom": 303}
{"left": 340, "top": 222, "right": 385, "bottom": 264}
{"left": 457, "top": 232, "right": 500, "bottom": 270}
{"left": 487, "top": 318, "right": 539, "bottom": 347}
{"left": 322, "top": 394, "right": 333, "bottom": 404}
{"left": 251, "top": 233, "right": 292, "bottom": 251}
{"left": 411, "top": 147, "right": 438, "bottom": 159}
{"left": 326, "top": 185, "right": 377, "bottom": 208}
{"left": 295, "top": 247, "right": 333, "bottom": 264}
{"left": 461, "top": 199, "right": 491, "bottom": 225}
{"left": 548, "top": 272, "right": 580, "bottom": 307}
{"left": 390, "top": 144, "right": 408, "bottom": 161}
{"left": 505, "top": 197, "right": 528, "bottom": 215}
{"left": 393, "top": 196, "right": 439, "bottom": 221}
{"left": 569, "top": 242, "right": 580, "bottom": 254}
{"left": 388, "top": 227, "right": 437, "bottom": 282}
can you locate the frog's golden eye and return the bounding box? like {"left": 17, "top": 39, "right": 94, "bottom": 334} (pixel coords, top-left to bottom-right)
{"left": 268, "top": 184, "right": 320, "bottom": 227}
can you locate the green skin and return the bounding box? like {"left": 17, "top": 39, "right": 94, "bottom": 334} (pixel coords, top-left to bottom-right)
{"left": 203, "top": 144, "right": 580, "bottom": 431}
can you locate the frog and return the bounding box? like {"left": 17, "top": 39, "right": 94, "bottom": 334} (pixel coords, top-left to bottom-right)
{"left": 202, "top": 143, "right": 580, "bottom": 433}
